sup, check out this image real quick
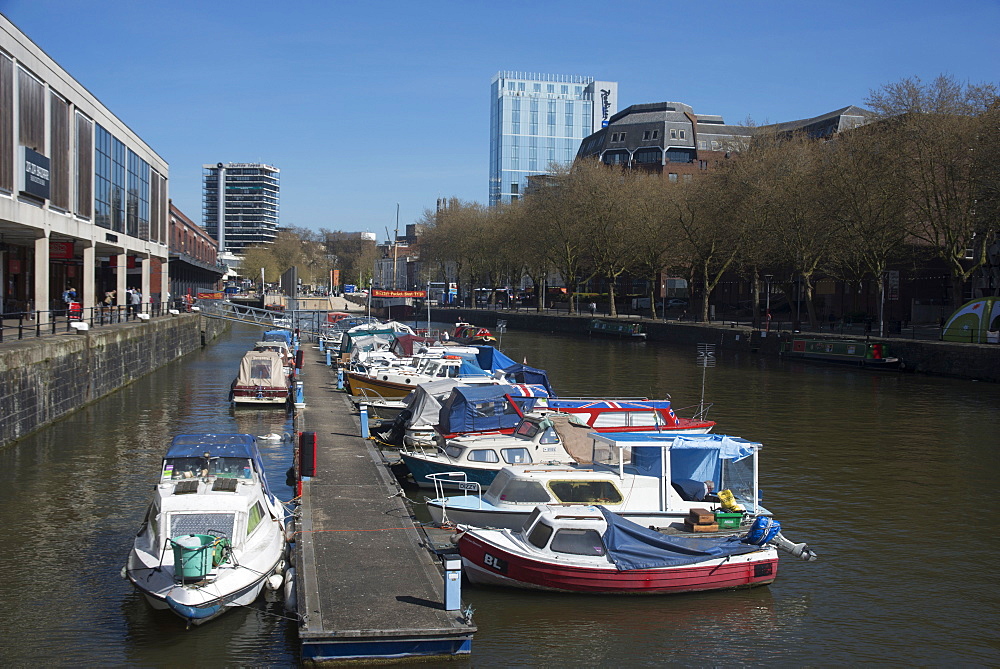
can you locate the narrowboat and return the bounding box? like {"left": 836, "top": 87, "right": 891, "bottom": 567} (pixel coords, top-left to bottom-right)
{"left": 588, "top": 319, "right": 646, "bottom": 340}
{"left": 781, "top": 338, "right": 901, "bottom": 369}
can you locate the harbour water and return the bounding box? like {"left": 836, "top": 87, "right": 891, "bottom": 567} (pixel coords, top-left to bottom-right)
{"left": 0, "top": 322, "right": 997, "bottom": 665}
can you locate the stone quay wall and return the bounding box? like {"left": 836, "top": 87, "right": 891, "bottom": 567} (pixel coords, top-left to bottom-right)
{"left": 0, "top": 314, "right": 228, "bottom": 448}
{"left": 435, "top": 309, "right": 1000, "bottom": 383}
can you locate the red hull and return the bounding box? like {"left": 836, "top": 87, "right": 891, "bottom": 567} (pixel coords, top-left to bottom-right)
{"left": 458, "top": 533, "right": 777, "bottom": 594}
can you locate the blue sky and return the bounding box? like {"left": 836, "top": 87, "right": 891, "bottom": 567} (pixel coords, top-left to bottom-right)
{"left": 3, "top": 0, "right": 998, "bottom": 242}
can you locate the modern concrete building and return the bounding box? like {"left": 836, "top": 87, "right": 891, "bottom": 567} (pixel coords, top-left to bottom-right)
{"left": 490, "top": 71, "right": 617, "bottom": 205}
{"left": 0, "top": 14, "right": 170, "bottom": 322}
{"left": 202, "top": 162, "right": 279, "bottom": 254}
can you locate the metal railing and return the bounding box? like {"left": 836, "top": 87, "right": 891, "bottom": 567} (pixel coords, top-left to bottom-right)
{"left": 0, "top": 300, "right": 179, "bottom": 343}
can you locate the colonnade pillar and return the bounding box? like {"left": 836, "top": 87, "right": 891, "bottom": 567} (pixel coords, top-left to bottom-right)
{"left": 33, "top": 234, "right": 50, "bottom": 325}
{"left": 82, "top": 242, "right": 95, "bottom": 311}
{"left": 115, "top": 252, "right": 127, "bottom": 306}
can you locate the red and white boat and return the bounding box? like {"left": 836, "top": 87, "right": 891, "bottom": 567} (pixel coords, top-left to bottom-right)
{"left": 456, "top": 505, "right": 787, "bottom": 595}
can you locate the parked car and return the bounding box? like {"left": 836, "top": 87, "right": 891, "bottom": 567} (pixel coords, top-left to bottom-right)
{"left": 664, "top": 299, "right": 688, "bottom": 309}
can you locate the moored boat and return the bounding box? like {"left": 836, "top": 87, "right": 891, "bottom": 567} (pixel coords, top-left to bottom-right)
{"left": 456, "top": 505, "right": 793, "bottom": 594}
{"left": 426, "top": 432, "right": 771, "bottom": 530}
{"left": 125, "top": 434, "right": 287, "bottom": 626}
{"left": 231, "top": 350, "right": 291, "bottom": 405}
{"left": 588, "top": 319, "right": 646, "bottom": 340}
{"left": 780, "top": 337, "right": 900, "bottom": 368}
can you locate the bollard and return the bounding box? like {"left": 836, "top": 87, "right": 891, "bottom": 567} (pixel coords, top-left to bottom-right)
{"left": 444, "top": 557, "right": 462, "bottom": 610}
{"left": 359, "top": 403, "right": 370, "bottom": 439}
{"left": 327, "top": 349, "right": 333, "bottom": 367}
{"left": 319, "top": 338, "right": 325, "bottom": 352}
{"left": 294, "top": 381, "right": 306, "bottom": 408}
{"left": 336, "top": 367, "right": 343, "bottom": 388}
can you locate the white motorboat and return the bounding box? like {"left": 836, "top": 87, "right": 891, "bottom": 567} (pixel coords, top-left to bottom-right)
{"left": 125, "top": 434, "right": 288, "bottom": 626}
{"left": 427, "top": 432, "right": 773, "bottom": 530}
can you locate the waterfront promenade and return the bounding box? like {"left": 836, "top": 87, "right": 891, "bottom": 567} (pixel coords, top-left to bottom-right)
{"left": 293, "top": 337, "right": 475, "bottom": 662}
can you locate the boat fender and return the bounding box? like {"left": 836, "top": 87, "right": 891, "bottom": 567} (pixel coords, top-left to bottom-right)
{"left": 283, "top": 567, "right": 297, "bottom": 611}
{"left": 449, "top": 530, "right": 466, "bottom": 545}
{"left": 266, "top": 573, "right": 284, "bottom": 591}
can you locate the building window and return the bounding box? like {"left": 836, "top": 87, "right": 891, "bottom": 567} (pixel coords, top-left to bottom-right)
{"left": 94, "top": 125, "right": 112, "bottom": 229}
{"left": 699, "top": 160, "right": 708, "bottom": 170}
{"left": 547, "top": 84, "right": 554, "bottom": 93}
{"left": 711, "top": 141, "right": 720, "bottom": 150}
{"left": 634, "top": 148, "right": 662, "bottom": 165}
{"left": 680, "top": 130, "right": 686, "bottom": 139}
{"left": 670, "top": 129, "right": 677, "bottom": 139}
{"left": 510, "top": 183, "right": 518, "bottom": 195}
{"left": 668, "top": 173, "right": 678, "bottom": 182}
{"left": 518, "top": 82, "right": 525, "bottom": 91}
{"left": 698, "top": 140, "right": 708, "bottom": 149}
{"left": 533, "top": 83, "right": 541, "bottom": 92}
{"left": 666, "top": 149, "right": 695, "bottom": 163}
{"left": 683, "top": 174, "right": 693, "bottom": 182}
{"left": 652, "top": 130, "right": 659, "bottom": 139}
{"left": 643, "top": 131, "right": 650, "bottom": 140}
{"left": 508, "top": 81, "right": 515, "bottom": 91}
{"left": 561, "top": 85, "right": 568, "bottom": 94}
{"left": 601, "top": 150, "right": 629, "bottom": 166}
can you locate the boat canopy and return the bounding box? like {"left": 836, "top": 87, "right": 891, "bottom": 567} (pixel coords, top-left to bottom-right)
{"left": 403, "top": 379, "right": 464, "bottom": 430}
{"left": 263, "top": 330, "right": 293, "bottom": 346}
{"left": 163, "top": 434, "right": 276, "bottom": 510}
{"left": 234, "top": 350, "right": 287, "bottom": 389}
{"left": 597, "top": 506, "right": 761, "bottom": 571}
{"left": 473, "top": 346, "right": 518, "bottom": 373}
{"left": 547, "top": 398, "right": 670, "bottom": 410}
{"left": 630, "top": 434, "right": 758, "bottom": 481}
{"left": 340, "top": 328, "right": 395, "bottom": 353}
{"left": 438, "top": 384, "right": 543, "bottom": 434}
{"left": 392, "top": 334, "right": 437, "bottom": 357}
{"left": 501, "top": 362, "right": 556, "bottom": 397}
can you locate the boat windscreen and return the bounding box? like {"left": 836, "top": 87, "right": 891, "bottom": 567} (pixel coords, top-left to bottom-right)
{"left": 163, "top": 457, "right": 253, "bottom": 480}
{"left": 170, "top": 512, "right": 236, "bottom": 540}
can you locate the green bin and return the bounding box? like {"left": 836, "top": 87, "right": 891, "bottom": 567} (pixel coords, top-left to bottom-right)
{"left": 171, "top": 534, "right": 215, "bottom": 581}
{"left": 715, "top": 512, "right": 743, "bottom": 530}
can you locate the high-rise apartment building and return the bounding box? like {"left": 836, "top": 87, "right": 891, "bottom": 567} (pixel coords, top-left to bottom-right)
{"left": 489, "top": 71, "right": 618, "bottom": 205}
{"left": 202, "top": 162, "right": 280, "bottom": 254}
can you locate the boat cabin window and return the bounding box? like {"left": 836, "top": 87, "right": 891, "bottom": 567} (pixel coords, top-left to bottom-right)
{"left": 521, "top": 506, "right": 544, "bottom": 533}
{"left": 548, "top": 480, "right": 624, "bottom": 504}
{"left": 550, "top": 529, "right": 606, "bottom": 556}
{"left": 169, "top": 512, "right": 235, "bottom": 541}
{"left": 514, "top": 421, "right": 540, "bottom": 439}
{"left": 527, "top": 520, "right": 554, "bottom": 549}
{"left": 247, "top": 502, "right": 264, "bottom": 535}
{"left": 467, "top": 449, "right": 500, "bottom": 463}
{"left": 496, "top": 479, "right": 552, "bottom": 504}
{"left": 444, "top": 445, "right": 464, "bottom": 459}
{"left": 538, "top": 425, "right": 560, "bottom": 444}
{"left": 501, "top": 448, "right": 531, "bottom": 464}
{"left": 250, "top": 359, "right": 274, "bottom": 379}
{"left": 163, "top": 457, "right": 253, "bottom": 480}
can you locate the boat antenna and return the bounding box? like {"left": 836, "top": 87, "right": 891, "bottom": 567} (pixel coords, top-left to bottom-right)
{"left": 696, "top": 343, "right": 715, "bottom": 419}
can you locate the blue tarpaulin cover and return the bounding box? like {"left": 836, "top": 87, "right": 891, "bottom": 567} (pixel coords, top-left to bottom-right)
{"left": 457, "top": 360, "right": 491, "bottom": 377}
{"left": 438, "top": 384, "right": 542, "bottom": 434}
{"left": 164, "top": 434, "right": 275, "bottom": 502}
{"left": 263, "top": 330, "right": 293, "bottom": 346}
{"left": 501, "top": 363, "right": 557, "bottom": 397}
{"left": 597, "top": 506, "right": 760, "bottom": 571}
{"left": 474, "top": 346, "right": 518, "bottom": 373}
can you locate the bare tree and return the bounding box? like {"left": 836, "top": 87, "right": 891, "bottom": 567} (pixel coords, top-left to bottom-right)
{"left": 867, "top": 75, "right": 999, "bottom": 307}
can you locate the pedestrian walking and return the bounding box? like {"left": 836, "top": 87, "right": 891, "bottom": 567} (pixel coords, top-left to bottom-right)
{"left": 129, "top": 288, "right": 141, "bottom": 317}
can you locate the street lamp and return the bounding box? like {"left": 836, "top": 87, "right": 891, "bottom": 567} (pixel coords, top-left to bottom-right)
{"left": 764, "top": 274, "right": 773, "bottom": 334}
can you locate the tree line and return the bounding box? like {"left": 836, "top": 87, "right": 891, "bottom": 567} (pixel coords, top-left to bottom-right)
{"left": 417, "top": 76, "right": 1000, "bottom": 326}
{"left": 239, "top": 228, "right": 378, "bottom": 290}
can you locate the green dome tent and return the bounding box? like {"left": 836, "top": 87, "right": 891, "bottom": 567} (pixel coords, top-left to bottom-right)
{"left": 941, "top": 298, "right": 1000, "bottom": 343}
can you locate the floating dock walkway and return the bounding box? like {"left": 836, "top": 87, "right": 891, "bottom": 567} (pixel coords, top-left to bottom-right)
{"left": 294, "top": 344, "right": 475, "bottom": 663}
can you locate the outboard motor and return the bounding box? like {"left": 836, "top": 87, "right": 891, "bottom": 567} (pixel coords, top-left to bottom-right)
{"left": 743, "top": 516, "right": 818, "bottom": 562}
